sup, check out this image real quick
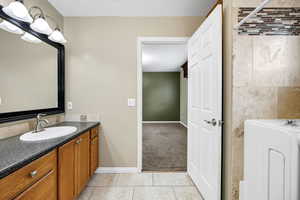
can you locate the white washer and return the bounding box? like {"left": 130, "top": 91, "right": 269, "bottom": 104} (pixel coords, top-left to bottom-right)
{"left": 244, "top": 120, "right": 300, "bottom": 200}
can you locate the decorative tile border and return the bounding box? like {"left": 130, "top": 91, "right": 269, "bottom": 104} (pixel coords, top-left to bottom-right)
{"left": 238, "top": 8, "right": 300, "bottom": 36}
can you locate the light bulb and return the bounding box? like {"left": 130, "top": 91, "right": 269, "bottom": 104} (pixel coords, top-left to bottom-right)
{"left": 0, "top": 20, "right": 24, "bottom": 34}
{"left": 30, "top": 18, "right": 52, "bottom": 35}
{"left": 21, "top": 32, "right": 41, "bottom": 43}
{"left": 2, "top": 1, "right": 33, "bottom": 23}
{"left": 48, "top": 29, "right": 67, "bottom": 44}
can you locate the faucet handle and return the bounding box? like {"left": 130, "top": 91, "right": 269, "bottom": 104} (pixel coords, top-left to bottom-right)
{"left": 37, "top": 113, "right": 47, "bottom": 119}
{"left": 43, "top": 119, "right": 50, "bottom": 125}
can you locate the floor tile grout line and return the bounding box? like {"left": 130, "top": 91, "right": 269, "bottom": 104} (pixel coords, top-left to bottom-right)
{"left": 172, "top": 186, "right": 179, "bottom": 200}
{"left": 132, "top": 187, "right": 135, "bottom": 200}
{"left": 152, "top": 173, "right": 154, "bottom": 186}
{"left": 87, "top": 185, "right": 193, "bottom": 188}
{"left": 87, "top": 188, "right": 94, "bottom": 200}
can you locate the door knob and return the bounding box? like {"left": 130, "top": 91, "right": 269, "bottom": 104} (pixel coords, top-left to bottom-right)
{"left": 76, "top": 138, "right": 82, "bottom": 144}
{"left": 204, "top": 119, "right": 217, "bottom": 126}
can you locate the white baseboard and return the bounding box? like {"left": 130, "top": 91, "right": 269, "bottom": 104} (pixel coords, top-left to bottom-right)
{"left": 95, "top": 167, "right": 139, "bottom": 174}
{"left": 179, "top": 121, "right": 188, "bottom": 128}
{"left": 142, "top": 121, "right": 180, "bottom": 124}
{"left": 239, "top": 181, "right": 245, "bottom": 200}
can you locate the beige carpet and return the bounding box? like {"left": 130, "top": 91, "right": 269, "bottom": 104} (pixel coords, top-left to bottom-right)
{"left": 142, "top": 123, "right": 187, "bottom": 172}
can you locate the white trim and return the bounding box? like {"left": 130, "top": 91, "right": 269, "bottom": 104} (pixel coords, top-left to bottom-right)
{"left": 142, "top": 121, "right": 180, "bottom": 124}
{"left": 95, "top": 167, "right": 139, "bottom": 174}
{"left": 179, "top": 121, "right": 188, "bottom": 128}
{"left": 137, "top": 38, "right": 143, "bottom": 173}
{"left": 239, "top": 181, "right": 245, "bottom": 200}
{"left": 137, "top": 37, "right": 190, "bottom": 173}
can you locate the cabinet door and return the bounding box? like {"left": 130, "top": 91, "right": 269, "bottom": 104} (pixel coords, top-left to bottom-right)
{"left": 58, "top": 139, "right": 76, "bottom": 200}
{"left": 90, "top": 136, "right": 99, "bottom": 175}
{"left": 14, "top": 169, "right": 57, "bottom": 200}
{"left": 75, "top": 132, "right": 90, "bottom": 196}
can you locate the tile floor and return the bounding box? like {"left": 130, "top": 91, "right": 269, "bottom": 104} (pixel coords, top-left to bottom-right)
{"left": 78, "top": 172, "right": 203, "bottom": 200}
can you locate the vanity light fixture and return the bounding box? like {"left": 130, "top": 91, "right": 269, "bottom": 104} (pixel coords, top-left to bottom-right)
{"left": 0, "top": 20, "right": 24, "bottom": 34}
{"left": 2, "top": 0, "right": 33, "bottom": 23}
{"left": 29, "top": 6, "right": 52, "bottom": 35}
{"left": 1, "top": 3, "right": 67, "bottom": 44}
{"left": 21, "top": 32, "right": 41, "bottom": 43}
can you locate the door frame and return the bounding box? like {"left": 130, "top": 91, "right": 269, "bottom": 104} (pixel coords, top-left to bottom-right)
{"left": 136, "top": 37, "right": 190, "bottom": 172}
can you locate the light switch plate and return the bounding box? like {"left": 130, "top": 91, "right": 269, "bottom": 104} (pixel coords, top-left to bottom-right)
{"left": 128, "top": 98, "right": 136, "bottom": 107}
{"left": 0, "top": 97, "right": 2, "bottom": 105}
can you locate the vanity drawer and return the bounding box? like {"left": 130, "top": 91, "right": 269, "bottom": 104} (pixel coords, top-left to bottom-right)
{"left": 14, "top": 168, "right": 57, "bottom": 200}
{"left": 0, "top": 150, "right": 57, "bottom": 200}
{"left": 90, "top": 127, "right": 99, "bottom": 139}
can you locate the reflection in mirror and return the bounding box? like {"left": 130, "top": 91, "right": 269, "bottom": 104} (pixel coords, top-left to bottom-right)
{"left": 0, "top": 23, "right": 58, "bottom": 113}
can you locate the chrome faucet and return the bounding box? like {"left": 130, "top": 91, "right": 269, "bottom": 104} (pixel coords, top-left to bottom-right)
{"left": 33, "top": 114, "right": 49, "bottom": 133}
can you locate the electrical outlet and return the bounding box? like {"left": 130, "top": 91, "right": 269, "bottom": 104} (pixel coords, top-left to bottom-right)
{"left": 128, "top": 98, "right": 136, "bottom": 107}
{"left": 67, "top": 101, "right": 73, "bottom": 110}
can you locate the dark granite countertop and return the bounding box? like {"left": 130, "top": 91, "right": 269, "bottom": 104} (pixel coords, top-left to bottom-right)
{"left": 0, "top": 121, "right": 100, "bottom": 179}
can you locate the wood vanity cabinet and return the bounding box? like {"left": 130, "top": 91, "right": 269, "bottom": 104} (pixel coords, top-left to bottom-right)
{"left": 90, "top": 127, "right": 99, "bottom": 175}
{"left": 0, "top": 150, "right": 57, "bottom": 200}
{"left": 75, "top": 132, "right": 90, "bottom": 196}
{"left": 0, "top": 125, "right": 100, "bottom": 200}
{"left": 58, "top": 139, "right": 76, "bottom": 200}
{"left": 58, "top": 131, "right": 90, "bottom": 200}
{"left": 14, "top": 168, "right": 57, "bottom": 200}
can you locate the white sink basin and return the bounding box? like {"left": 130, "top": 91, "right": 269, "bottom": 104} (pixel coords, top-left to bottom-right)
{"left": 20, "top": 126, "right": 77, "bottom": 142}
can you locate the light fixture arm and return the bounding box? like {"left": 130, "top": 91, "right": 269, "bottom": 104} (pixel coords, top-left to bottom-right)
{"left": 29, "top": 6, "right": 45, "bottom": 19}
{"left": 45, "top": 15, "right": 61, "bottom": 31}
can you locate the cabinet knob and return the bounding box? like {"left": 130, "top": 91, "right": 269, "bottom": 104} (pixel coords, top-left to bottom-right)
{"left": 29, "top": 170, "right": 38, "bottom": 178}
{"left": 76, "top": 138, "right": 83, "bottom": 144}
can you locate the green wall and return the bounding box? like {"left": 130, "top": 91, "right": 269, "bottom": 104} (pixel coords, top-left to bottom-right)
{"left": 143, "top": 72, "right": 180, "bottom": 121}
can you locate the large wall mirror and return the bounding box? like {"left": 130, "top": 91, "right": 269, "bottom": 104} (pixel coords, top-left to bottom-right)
{"left": 0, "top": 5, "right": 65, "bottom": 123}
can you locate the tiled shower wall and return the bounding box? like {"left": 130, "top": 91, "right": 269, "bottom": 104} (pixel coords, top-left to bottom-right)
{"left": 231, "top": 0, "right": 300, "bottom": 199}
{"left": 238, "top": 8, "right": 300, "bottom": 36}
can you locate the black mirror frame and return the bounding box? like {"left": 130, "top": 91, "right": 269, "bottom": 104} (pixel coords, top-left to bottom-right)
{"left": 0, "top": 5, "right": 65, "bottom": 123}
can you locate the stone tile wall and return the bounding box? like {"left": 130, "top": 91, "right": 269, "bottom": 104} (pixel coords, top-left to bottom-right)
{"left": 238, "top": 8, "right": 300, "bottom": 36}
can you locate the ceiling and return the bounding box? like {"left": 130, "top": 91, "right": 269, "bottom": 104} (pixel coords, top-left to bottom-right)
{"left": 142, "top": 44, "right": 187, "bottom": 72}
{"left": 48, "top": 0, "right": 215, "bottom": 17}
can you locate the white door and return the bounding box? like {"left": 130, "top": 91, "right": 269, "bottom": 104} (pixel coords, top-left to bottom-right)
{"left": 188, "top": 5, "right": 222, "bottom": 200}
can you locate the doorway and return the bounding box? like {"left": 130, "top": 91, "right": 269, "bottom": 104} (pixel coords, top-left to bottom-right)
{"left": 137, "top": 38, "right": 189, "bottom": 172}
{"left": 137, "top": 5, "right": 222, "bottom": 199}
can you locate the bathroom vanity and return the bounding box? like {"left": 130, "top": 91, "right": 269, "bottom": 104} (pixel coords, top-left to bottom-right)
{"left": 0, "top": 122, "right": 100, "bottom": 200}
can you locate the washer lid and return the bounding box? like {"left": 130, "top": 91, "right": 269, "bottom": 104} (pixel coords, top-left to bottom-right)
{"left": 245, "top": 119, "right": 300, "bottom": 134}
